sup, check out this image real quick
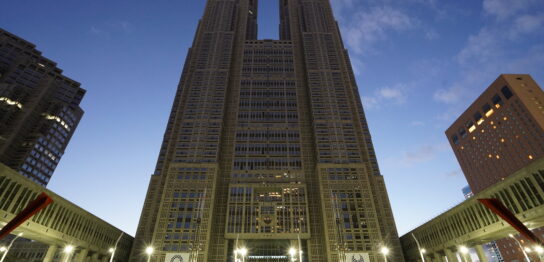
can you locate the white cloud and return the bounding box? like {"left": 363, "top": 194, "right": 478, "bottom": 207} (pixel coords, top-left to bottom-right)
{"left": 508, "top": 14, "right": 544, "bottom": 38}
{"left": 483, "top": 0, "right": 539, "bottom": 20}
{"left": 362, "top": 84, "right": 407, "bottom": 109}
{"left": 362, "top": 96, "right": 380, "bottom": 109}
{"left": 342, "top": 6, "right": 415, "bottom": 54}
{"left": 400, "top": 143, "right": 449, "bottom": 166}
{"left": 433, "top": 86, "right": 464, "bottom": 104}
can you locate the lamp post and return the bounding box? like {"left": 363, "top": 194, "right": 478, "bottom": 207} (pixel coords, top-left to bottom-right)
{"left": 411, "top": 233, "right": 426, "bottom": 262}
{"left": 380, "top": 247, "right": 389, "bottom": 262}
{"left": 145, "top": 246, "right": 154, "bottom": 262}
{"left": 509, "top": 234, "right": 530, "bottom": 262}
{"left": 63, "top": 245, "right": 75, "bottom": 262}
{"left": 0, "top": 233, "right": 23, "bottom": 262}
{"left": 109, "top": 232, "right": 123, "bottom": 262}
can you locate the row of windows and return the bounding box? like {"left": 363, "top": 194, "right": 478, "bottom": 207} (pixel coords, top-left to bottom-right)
{"left": 235, "top": 130, "right": 300, "bottom": 140}
{"left": 234, "top": 144, "right": 301, "bottom": 154}
{"left": 240, "top": 80, "right": 295, "bottom": 87}
{"left": 238, "top": 112, "right": 298, "bottom": 121}
{"left": 452, "top": 86, "right": 513, "bottom": 144}
{"left": 242, "top": 66, "right": 294, "bottom": 73}
{"left": 232, "top": 159, "right": 302, "bottom": 170}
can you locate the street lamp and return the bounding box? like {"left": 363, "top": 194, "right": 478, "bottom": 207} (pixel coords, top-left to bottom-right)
{"left": 109, "top": 232, "right": 124, "bottom": 262}
{"left": 509, "top": 234, "right": 531, "bottom": 262}
{"left": 380, "top": 247, "right": 389, "bottom": 262}
{"left": 239, "top": 247, "right": 248, "bottom": 262}
{"left": 63, "top": 245, "right": 75, "bottom": 262}
{"left": 459, "top": 245, "right": 469, "bottom": 262}
{"left": 145, "top": 246, "right": 154, "bottom": 262}
{"left": 289, "top": 247, "right": 297, "bottom": 261}
{"left": 108, "top": 248, "right": 115, "bottom": 262}
{"left": 0, "top": 232, "right": 23, "bottom": 262}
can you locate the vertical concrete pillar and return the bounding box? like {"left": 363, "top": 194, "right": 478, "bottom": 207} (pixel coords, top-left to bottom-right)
{"left": 444, "top": 249, "right": 458, "bottom": 262}
{"left": 61, "top": 250, "right": 75, "bottom": 262}
{"left": 475, "top": 245, "right": 488, "bottom": 262}
{"left": 461, "top": 253, "right": 473, "bottom": 262}
{"left": 74, "top": 248, "right": 89, "bottom": 262}
{"left": 43, "top": 245, "right": 58, "bottom": 262}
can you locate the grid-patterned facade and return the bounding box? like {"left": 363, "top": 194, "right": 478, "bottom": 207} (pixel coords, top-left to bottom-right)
{"left": 446, "top": 74, "right": 544, "bottom": 262}
{"left": 0, "top": 28, "right": 85, "bottom": 186}
{"left": 131, "top": 1, "right": 403, "bottom": 261}
{"left": 446, "top": 74, "right": 544, "bottom": 194}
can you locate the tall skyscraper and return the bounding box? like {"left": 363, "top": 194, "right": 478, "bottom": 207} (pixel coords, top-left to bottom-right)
{"left": 0, "top": 28, "right": 85, "bottom": 186}
{"left": 131, "top": 1, "right": 403, "bottom": 261}
{"left": 446, "top": 74, "right": 544, "bottom": 262}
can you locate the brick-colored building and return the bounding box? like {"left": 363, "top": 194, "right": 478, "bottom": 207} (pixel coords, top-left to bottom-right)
{"left": 446, "top": 74, "right": 544, "bottom": 261}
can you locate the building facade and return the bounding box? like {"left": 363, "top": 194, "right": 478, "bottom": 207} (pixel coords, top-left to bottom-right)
{"left": 0, "top": 28, "right": 85, "bottom": 186}
{"left": 446, "top": 74, "right": 544, "bottom": 261}
{"left": 131, "top": 0, "right": 403, "bottom": 261}
{"left": 461, "top": 185, "right": 504, "bottom": 262}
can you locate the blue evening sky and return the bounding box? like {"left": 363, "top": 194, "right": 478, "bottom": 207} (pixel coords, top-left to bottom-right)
{"left": 2, "top": 0, "right": 543, "bottom": 236}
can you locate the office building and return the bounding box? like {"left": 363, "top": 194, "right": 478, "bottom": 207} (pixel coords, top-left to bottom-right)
{"left": 462, "top": 185, "right": 473, "bottom": 199}
{"left": 446, "top": 74, "right": 544, "bottom": 262}
{"left": 131, "top": 0, "right": 403, "bottom": 261}
{"left": 0, "top": 28, "right": 85, "bottom": 186}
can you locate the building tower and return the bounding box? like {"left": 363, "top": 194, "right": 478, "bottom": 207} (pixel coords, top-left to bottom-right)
{"left": 130, "top": 1, "right": 403, "bottom": 261}
{"left": 446, "top": 74, "right": 544, "bottom": 262}
{"left": 0, "top": 28, "right": 85, "bottom": 186}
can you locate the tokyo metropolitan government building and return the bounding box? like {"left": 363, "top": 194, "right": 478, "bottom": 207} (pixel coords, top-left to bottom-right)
{"left": 130, "top": 0, "right": 403, "bottom": 261}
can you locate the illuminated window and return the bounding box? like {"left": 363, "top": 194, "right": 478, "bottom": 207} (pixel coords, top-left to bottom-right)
{"left": 492, "top": 94, "right": 503, "bottom": 108}
{"left": 474, "top": 112, "right": 484, "bottom": 125}
{"left": 496, "top": 155, "right": 500, "bottom": 159}
{"left": 501, "top": 138, "right": 505, "bottom": 143}
{"left": 529, "top": 155, "right": 533, "bottom": 160}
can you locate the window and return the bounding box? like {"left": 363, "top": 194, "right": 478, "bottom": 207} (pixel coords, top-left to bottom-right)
{"left": 452, "top": 135, "right": 459, "bottom": 145}
{"left": 482, "top": 103, "right": 494, "bottom": 117}
{"left": 474, "top": 112, "right": 484, "bottom": 125}
{"left": 492, "top": 94, "right": 503, "bottom": 108}
{"left": 459, "top": 128, "right": 467, "bottom": 138}
{"left": 501, "top": 86, "right": 513, "bottom": 99}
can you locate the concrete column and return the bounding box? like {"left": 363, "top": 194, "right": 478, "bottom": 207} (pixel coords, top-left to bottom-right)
{"left": 43, "top": 245, "right": 58, "bottom": 262}
{"left": 444, "top": 249, "right": 458, "bottom": 262}
{"left": 89, "top": 252, "right": 99, "bottom": 262}
{"left": 460, "top": 253, "right": 473, "bottom": 262}
{"left": 74, "top": 248, "right": 89, "bottom": 262}
{"left": 475, "top": 245, "right": 488, "bottom": 262}
{"left": 61, "top": 250, "right": 75, "bottom": 262}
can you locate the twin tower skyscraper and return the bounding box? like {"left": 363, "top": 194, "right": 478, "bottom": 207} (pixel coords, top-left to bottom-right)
{"left": 131, "top": 0, "right": 403, "bottom": 261}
